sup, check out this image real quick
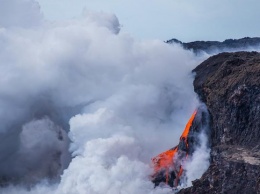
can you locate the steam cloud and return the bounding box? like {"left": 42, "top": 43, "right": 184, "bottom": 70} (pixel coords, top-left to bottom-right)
{"left": 0, "top": 0, "right": 211, "bottom": 193}
{"left": 184, "top": 132, "right": 210, "bottom": 187}
{"left": 182, "top": 105, "right": 211, "bottom": 187}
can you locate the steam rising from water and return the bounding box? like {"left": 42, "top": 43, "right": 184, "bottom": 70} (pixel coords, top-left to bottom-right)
{"left": 183, "top": 106, "right": 211, "bottom": 187}
{"left": 0, "top": 0, "right": 209, "bottom": 193}
{"left": 184, "top": 132, "right": 210, "bottom": 187}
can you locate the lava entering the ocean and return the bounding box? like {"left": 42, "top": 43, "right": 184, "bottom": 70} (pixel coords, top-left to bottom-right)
{"left": 151, "top": 110, "right": 197, "bottom": 188}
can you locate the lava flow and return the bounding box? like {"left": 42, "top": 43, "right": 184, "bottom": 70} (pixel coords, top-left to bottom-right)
{"left": 151, "top": 110, "right": 197, "bottom": 188}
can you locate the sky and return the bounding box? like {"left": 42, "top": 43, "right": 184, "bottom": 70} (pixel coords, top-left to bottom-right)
{"left": 36, "top": 0, "right": 260, "bottom": 42}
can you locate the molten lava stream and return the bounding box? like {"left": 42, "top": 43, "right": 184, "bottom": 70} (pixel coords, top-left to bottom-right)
{"left": 151, "top": 110, "right": 197, "bottom": 188}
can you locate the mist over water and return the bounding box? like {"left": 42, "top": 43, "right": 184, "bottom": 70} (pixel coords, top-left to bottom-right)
{"left": 0, "top": 0, "right": 212, "bottom": 193}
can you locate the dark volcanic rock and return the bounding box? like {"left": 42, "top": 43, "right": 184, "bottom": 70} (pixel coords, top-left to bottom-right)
{"left": 166, "top": 37, "right": 260, "bottom": 54}
{"left": 193, "top": 52, "right": 260, "bottom": 148}
{"left": 178, "top": 52, "right": 260, "bottom": 194}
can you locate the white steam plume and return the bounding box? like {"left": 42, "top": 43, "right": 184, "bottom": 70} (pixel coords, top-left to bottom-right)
{"left": 0, "top": 1, "right": 210, "bottom": 194}
{"left": 183, "top": 132, "right": 210, "bottom": 187}
{"left": 0, "top": 0, "right": 43, "bottom": 28}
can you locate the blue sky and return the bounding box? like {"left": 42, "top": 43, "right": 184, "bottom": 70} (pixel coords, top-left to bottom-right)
{"left": 35, "top": 0, "right": 260, "bottom": 41}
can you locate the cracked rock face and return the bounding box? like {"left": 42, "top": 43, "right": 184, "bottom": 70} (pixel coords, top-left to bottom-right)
{"left": 179, "top": 52, "right": 260, "bottom": 194}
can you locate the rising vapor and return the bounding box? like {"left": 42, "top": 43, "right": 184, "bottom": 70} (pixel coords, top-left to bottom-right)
{"left": 0, "top": 0, "right": 209, "bottom": 193}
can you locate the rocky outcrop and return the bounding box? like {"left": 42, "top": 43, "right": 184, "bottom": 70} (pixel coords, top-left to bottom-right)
{"left": 166, "top": 37, "right": 260, "bottom": 54}
{"left": 179, "top": 52, "right": 260, "bottom": 193}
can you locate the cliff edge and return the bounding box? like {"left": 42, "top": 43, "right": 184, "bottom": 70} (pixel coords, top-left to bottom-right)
{"left": 166, "top": 37, "right": 260, "bottom": 54}
{"left": 179, "top": 51, "right": 260, "bottom": 193}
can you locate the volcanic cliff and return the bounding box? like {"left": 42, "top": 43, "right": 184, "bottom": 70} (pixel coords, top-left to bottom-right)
{"left": 166, "top": 37, "right": 260, "bottom": 54}
{"left": 179, "top": 51, "right": 260, "bottom": 194}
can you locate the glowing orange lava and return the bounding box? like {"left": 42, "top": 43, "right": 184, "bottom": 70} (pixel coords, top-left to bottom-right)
{"left": 151, "top": 110, "right": 197, "bottom": 187}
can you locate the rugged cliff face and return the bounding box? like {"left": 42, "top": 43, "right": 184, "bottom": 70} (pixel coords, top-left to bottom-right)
{"left": 179, "top": 52, "right": 260, "bottom": 194}
{"left": 166, "top": 37, "right": 260, "bottom": 54}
